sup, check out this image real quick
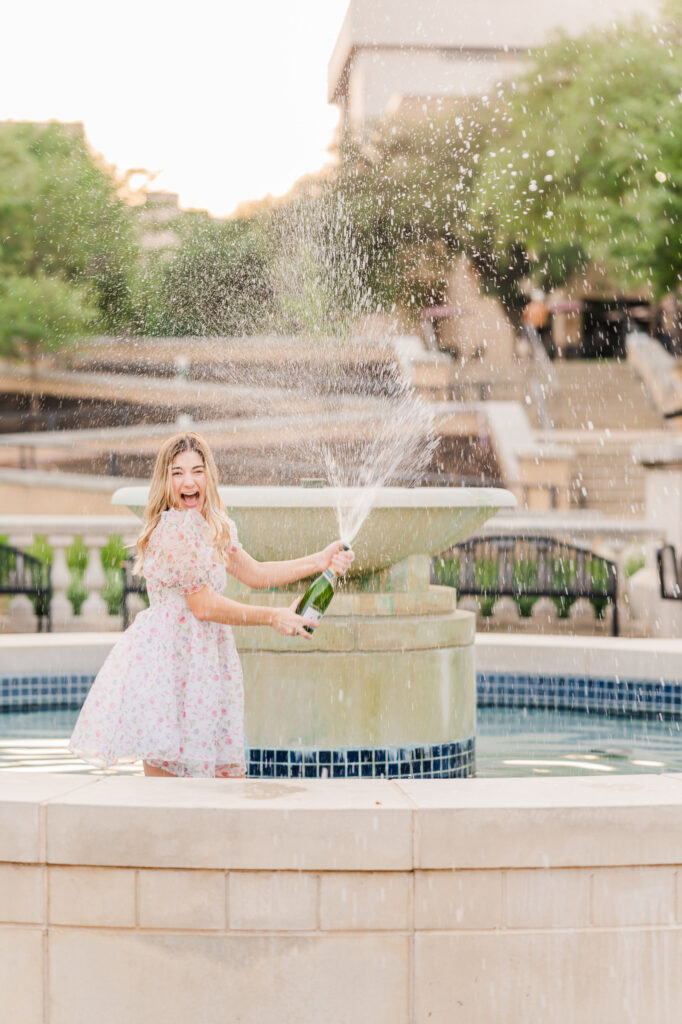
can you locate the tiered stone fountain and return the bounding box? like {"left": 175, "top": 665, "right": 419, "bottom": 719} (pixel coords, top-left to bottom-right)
{"left": 113, "top": 485, "right": 516, "bottom": 777}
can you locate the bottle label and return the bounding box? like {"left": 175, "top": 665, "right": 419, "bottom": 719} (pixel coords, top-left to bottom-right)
{"left": 323, "top": 568, "right": 336, "bottom": 584}
{"left": 302, "top": 606, "right": 323, "bottom": 626}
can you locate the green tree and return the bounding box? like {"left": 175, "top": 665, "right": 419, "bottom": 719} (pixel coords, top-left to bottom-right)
{"left": 130, "top": 213, "right": 274, "bottom": 335}
{"left": 263, "top": 188, "right": 376, "bottom": 337}
{"left": 0, "top": 274, "right": 98, "bottom": 413}
{"left": 470, "top": 1, "right": 682, "bottom": 297}
{"left": 328, "top": 100, "right": 494, "bottom": 323}
{"left": 0, "top": 122, "right": 138, "bottom": 336}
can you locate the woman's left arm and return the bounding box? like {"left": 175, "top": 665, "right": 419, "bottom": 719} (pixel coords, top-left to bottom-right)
{"left": 227, "top": 541, "right": 353, "bottom": 590}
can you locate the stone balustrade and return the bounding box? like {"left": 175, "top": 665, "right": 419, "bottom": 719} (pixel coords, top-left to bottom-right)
{"left": 0, "top": 512, "right": 666, "bottom": 636}
{"left": 460, "top": 595, "right": 624, "bottom": 636}
{"left": 0, "top": 515, "right": 137, "bottom": 634}
{"left": 451, "top": 513, "right": 664, "bottom": 637}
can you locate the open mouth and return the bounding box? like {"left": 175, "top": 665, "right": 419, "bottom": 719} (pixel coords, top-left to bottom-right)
{"left": 180, "top": 491, "right": 201, "bottom": 508}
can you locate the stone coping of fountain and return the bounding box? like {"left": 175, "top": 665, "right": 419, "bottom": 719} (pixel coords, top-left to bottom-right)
{"left": 112, "top": 485, "right": 516, "bottom": 573}
{"left": 3, "top": 770, "right": 682, "bottom": 871}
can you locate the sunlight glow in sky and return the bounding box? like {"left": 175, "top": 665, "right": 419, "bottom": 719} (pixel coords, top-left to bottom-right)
{"left": 3, "top": 0, "right": 349, "bottom": 216}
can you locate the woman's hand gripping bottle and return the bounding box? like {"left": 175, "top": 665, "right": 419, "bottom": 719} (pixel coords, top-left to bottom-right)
{"left": 295, "top": 544, "right": 350, "bottom": 634}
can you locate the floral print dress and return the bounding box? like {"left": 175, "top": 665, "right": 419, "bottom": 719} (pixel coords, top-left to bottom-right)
{"left": 68, "top": 508, "right": 245, "bottom": 778}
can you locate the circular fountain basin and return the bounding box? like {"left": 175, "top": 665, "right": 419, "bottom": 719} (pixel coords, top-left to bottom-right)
{"left": 112, "top": 485, "right": 516, "bottom": 574}
{"left": 113, "top": 484, "right": 515, "bottom": 778}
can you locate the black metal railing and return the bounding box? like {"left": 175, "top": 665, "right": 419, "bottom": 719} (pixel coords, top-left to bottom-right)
{"left": 0, "top": 544, "right": 52, "bottom": 632}
{"left": 433, "top": 534, "right": 619, "bottom": 636}
{"left": 120, "top": 555, "right": 147, "bottom": 629}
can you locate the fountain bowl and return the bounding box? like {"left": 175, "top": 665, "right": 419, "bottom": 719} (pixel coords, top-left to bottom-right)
{"left": 112, "top": 485, "right": 516, "bottom": 574}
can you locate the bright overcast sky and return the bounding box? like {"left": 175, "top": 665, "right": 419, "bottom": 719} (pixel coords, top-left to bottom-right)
{"left": 2, "top": 0, "right": 350, "bottom": 217}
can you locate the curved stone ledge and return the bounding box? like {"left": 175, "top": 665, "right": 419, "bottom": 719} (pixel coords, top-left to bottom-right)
{"left": 233, "top": 609, "right": 473, "bottom": 653}
{"left": 2, "top": 772, "right": 681, "bottom": 871}
{"left": 2, "top": 772, "right": 682, "bottom": 1024}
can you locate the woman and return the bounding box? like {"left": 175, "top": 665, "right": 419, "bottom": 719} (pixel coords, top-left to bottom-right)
{"left": 68, "top": 431, "right": 353, "bottom": 778}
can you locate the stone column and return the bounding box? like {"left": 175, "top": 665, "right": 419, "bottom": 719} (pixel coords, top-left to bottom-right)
{"left": 234, "top": 577, "right": 477, "bottom": 779}
{"left": 80, "top": 537, "right": 111, "bottom": 630}
{"left": 47, "top": 534, "right": 75, "bottom": 632}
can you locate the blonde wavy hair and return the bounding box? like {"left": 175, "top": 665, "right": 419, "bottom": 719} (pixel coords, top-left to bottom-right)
{"left": 133, "top": 432, "right": 232, "bottom": 575}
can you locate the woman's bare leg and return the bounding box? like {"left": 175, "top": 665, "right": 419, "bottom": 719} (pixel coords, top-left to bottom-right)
{"left": 143, "top": 761, "right": 245, "bottom": 778}
{"left": 143, "top": 761, "right": 176, "bottom": 777}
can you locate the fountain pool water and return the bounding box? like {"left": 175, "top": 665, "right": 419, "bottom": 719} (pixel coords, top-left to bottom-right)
{"left": 2, "top": 704, "right": 681, "bottom": 778}
{"left": 113, "top": 484, "right": 516, "bottom": 778}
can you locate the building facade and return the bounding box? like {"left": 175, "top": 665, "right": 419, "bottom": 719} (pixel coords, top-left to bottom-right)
{"left": 329, "top": 0, "right": 662, "bottom": 132}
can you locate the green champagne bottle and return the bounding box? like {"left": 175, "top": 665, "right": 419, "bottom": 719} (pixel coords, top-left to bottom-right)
{"left": 296, "top": 544, "right": 350, "bottom": 634}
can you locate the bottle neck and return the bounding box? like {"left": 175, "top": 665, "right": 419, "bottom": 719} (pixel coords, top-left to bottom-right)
{"left": 322, "top": 566, "right": 338, "bottom": 584}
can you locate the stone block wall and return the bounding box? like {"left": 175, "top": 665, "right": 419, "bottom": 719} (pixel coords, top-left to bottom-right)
{"left": 1, "top": 772, "right": 682, "bottom": 1023}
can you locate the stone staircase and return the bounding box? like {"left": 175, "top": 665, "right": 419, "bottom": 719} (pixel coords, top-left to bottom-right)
{"left": 541, "top": 431, "right": 658, "bottom": 517}
{"left": 521, "top": 360, "right": 669, "bottom": 516}
{"left": 400, "top": 333, "right": 676, "bottom": 516}
{"left": 540, "top": 360, "right": 664, "bottom": 431}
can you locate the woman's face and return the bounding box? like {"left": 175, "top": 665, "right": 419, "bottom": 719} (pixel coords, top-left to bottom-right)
{"left": 170, "top": 449, "right": 207, "bottom": 512}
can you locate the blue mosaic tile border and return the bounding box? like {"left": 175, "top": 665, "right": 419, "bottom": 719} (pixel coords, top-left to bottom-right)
{"left": 478, "top": 672, "right": 682, "bottom": 718}
{"left": 5, "top": 669, "right": 681, "bottom": 724}
{"left": 247, "top": 738, "right": 475, "bottom": 779}
{"left": 0, "top": 674, "right": 95, "bottom": 712}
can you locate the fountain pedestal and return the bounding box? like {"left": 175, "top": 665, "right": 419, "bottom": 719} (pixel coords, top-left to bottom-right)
{"left": 230, "top": 554, "right": 476, "bottom": 777}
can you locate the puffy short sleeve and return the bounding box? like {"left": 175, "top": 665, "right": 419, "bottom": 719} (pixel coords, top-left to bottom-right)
{"left": 145, "top": 509, "right": 214, "bottom": 594}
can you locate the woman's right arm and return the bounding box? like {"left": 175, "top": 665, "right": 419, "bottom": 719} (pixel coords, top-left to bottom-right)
{"left": 185, "top": 586, "right": 315, "bottom": 637}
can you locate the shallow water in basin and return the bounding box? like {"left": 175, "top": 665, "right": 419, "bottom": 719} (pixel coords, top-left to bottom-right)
{"left": 0, "top": 707, "right": 680, "bottom": 777}
{"left": 476, "top": 707, "right": 682, "bottom": 778}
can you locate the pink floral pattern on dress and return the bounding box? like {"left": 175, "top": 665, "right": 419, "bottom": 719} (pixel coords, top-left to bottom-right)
{"left": 68, "top": 508, "right": 245, "bottom": 778}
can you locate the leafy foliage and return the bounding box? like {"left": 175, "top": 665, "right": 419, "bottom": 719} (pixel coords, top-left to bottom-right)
{"left": 3, "top": 5, "right": 680, "bottom": 345}
{"left": 0, "top": 122, "right": 138, "bottom": 357}
{"left": 0, "top": 273, "right": 98, "bottom": 362}
{"left": 434, "top": 547, "right": 616, "bottom": 622}
{"left": 300, "top": 2, "right": 682, "bottom": 318}
{"left": 623, "top": 547, "right": 646, "bottom": 578}
{"left": 470, "top": 2, "right": 682, "bottom": 296}
{"left": 23, "top": 533, "right": 127, "bottom": 617}
{"left": 327, "top": 100, "right": 495, "bottom": 321}
{"left": 131, "top": 213, "right": 275, "bottom": 336}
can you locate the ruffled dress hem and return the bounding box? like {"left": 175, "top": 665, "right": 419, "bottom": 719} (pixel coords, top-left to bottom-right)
{"left": 68, "top": 741, "right": 246, "bottom": 778}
